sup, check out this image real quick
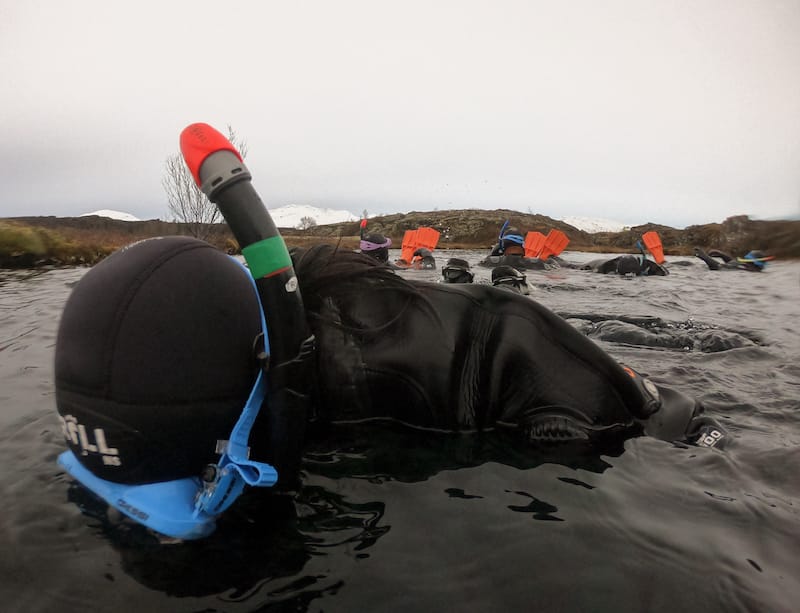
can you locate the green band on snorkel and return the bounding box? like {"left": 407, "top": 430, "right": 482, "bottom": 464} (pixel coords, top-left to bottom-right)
{"left": 242, "top": 237, "right": 293, "bottom": 278}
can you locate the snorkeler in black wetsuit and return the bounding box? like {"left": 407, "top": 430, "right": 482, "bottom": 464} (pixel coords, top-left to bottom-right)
{"left": 481, "top": 225, "right": 557, "bottom": 271}
{"left": 578, "top": 233, "right": 669, "bottom": 276}
{"left": 694, "top": 248, "right": 771, "bottom": 272}
{"left": 55, "top": 237, "right": 725, "bottom": 530}
{"left": 581, "top": 254, "right": 669, "bottom": 276}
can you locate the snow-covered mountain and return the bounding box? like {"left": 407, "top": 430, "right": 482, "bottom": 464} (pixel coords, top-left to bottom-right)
{"left": 80, "top": 209, "right": 141, "bottom": 222}
{"left": 560, "top": 216, "right": 629, "bottom": 233}
{"left": 267, "top": 204, "right": 359, "bottom": 228}
{"left": 78, "top": 205, "right": 358, "bottom": 228}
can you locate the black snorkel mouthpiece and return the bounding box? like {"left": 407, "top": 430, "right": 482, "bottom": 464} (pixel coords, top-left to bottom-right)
{"left": 180, "top": 123, "right": 315, "bottom": 487}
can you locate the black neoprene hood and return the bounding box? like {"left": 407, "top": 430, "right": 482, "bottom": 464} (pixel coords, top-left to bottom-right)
{"left": 55, "top": 237, "right": 263, "bottom": 484}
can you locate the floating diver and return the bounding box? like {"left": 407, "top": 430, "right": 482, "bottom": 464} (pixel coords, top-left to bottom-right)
{"left": 581, "top": 254, "right": 668, "bottom": 276}
{"left": 694, "top": 248, "right": 773, "bottom": 272}
{"left": 441, "top": 258, "right": 474, "bottom": 283}
{"left": 581, "top": 231, "right": 669, "bottom": 276}
{"left": 54, "top": 123, "right": 727, "bottom": 541}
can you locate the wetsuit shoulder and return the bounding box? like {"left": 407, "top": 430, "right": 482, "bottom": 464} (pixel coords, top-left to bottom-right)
{"left": 582, "top": 257, "right": 620, "bottom": 274}
{"left": 641, "top": 260, "right": 669, "bottom": 276}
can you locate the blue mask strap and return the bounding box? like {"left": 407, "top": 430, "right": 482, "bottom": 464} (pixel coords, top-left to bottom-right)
{"left": 58, "top": 341, "right": 276, "bottom": 538}
{"left": 193, "top": 259, "right": 279, "bottom": 517}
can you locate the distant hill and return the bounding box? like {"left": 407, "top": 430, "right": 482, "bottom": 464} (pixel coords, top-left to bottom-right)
{"left": 287, "top": 209, "right": 800, "bottom": 258}
{"left": 2, "top": 209, "right": 799, "bottom": 268}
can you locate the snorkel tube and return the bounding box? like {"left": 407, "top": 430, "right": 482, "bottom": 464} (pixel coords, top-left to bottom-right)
{"left": 180, "top": 123, "right": 315, "bottom": 490}
{"left": 499, "top": 219, "right": 510, "bottom": 241}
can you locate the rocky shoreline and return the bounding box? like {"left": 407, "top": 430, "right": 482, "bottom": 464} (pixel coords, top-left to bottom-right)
{"left": 2, "top": 210, "right": 798, "bottom": 268}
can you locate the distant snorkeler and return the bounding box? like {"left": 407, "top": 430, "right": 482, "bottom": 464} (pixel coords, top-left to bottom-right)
{"left": 694, "top": 248, "right": 773, "bottom": 272}
{"left": 395, "top": 227, "right": 441, "bottom": 269}
{"left": 481, "top": 224, "right": 569, "bottom": 271}
{"left": 55, "top": 237, "right": 727, "bottom": 540}
{"left": 407, "top": 247, "right": 436, "bottom": 269}
{"left": 580, "top": 253, "right": 669, "bottom": 276}
{"left": 489, "top": 224, "right": 526, "bottom": 257}
{"left": 580, "top": 232, "right": 669, "bottom": 276}
{"left": 358, "top": 232, "right": 392, "bottom": 263}
{"left": 441, "top": 257, "right": 474, "bottom": 283}
{"left": 491, "top": 265, "right": 530, "bottom": 294}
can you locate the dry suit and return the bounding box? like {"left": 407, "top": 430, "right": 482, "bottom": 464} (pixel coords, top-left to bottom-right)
{"left": 292, "top": 245, "right": 722, "bottom": 452}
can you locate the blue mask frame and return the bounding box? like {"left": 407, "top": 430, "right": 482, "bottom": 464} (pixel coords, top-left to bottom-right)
{"left": 58, "top": 258, "right": 278, "bottom": 540}
{"left": 502, "top": 234, "right": 525, "bottom": 246}
{"left": 741, "top": 251, "right": 767, "bottom": 269}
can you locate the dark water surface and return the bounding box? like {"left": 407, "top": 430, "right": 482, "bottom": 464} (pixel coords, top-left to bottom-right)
{"left": 1, "top": 250, "right": 798, "bottom": 612}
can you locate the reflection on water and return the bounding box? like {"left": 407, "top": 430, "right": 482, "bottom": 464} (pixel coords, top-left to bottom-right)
{"left": 1, "top": 253, "right": 799, "bottom": 612}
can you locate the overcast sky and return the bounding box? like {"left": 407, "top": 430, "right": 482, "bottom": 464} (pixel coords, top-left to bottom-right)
{"left": 2, "top": 0, "right": 798, "bottom": 228}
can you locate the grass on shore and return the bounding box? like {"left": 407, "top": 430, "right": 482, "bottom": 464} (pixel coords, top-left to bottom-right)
{"left": 0, "top": 221, "right": 116, "bottom": 268}
{"left": 0, "top": 221, "right": 364, "bottom": 268}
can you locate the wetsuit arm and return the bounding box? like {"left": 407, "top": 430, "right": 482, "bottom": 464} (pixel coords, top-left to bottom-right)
{"left": 694, "top": 248, "right": 722, "bottom": 270}
{"left": 624, "top": 366, "right": 727, "bottom": 448}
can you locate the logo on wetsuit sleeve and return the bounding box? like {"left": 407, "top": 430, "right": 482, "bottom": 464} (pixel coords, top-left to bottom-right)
{"left": 59, "top": 414, "right": 121, "bottom": 466}
{"left": 695, "top": 427, "right": 725, "bottom": 448}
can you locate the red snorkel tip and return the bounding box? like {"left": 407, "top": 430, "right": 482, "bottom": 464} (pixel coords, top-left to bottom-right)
{"left": 180, "top": 123, "right": 243, "bottom": 187}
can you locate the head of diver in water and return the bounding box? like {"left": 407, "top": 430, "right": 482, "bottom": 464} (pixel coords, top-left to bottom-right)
{"left": 359, "top": 233, "right": 392, "bottom": 263}
{"left": 500, "top": 228, "right": 525, "bottom": 255}
{"left": 491, "top": 265, "right": 529, "bottom": 294}
{"left": 441, "top": 258, "right": 474, "bottom": 283}
{"left": 410, "top": 247, "right": 436, "bottom": 269}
